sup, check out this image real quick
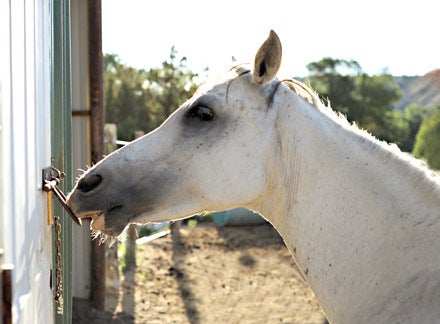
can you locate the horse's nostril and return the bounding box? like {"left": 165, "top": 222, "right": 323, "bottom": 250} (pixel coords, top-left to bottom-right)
{"left": 77, "top": 174, "right": 103, "bottom": 193}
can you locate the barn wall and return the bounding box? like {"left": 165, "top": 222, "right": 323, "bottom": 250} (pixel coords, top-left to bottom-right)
{"left": 71, "top": 0, "right": 93, "bottom": 299}
{"left": 0, "top": 0, "right": 54, "bottom": 323}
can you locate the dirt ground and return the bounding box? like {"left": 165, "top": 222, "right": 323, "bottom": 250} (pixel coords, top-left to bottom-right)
{"left": 73, "top": 222, "right": 327, "bottom": 323}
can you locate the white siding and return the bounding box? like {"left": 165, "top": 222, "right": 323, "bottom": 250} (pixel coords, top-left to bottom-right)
{"left": 0, "top": 0, "right": 54, "bottom": 323}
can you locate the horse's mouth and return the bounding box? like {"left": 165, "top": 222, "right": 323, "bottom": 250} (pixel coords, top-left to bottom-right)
{"left": 76, "top": 205, "right": 124, "bottom": 234}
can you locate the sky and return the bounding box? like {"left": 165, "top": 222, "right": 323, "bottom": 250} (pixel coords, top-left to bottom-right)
{"left": 102, "top": 0, "right": 439, "bottom": 78}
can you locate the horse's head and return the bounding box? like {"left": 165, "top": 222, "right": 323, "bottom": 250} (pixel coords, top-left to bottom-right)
{"left": 67, "top": 30, "right": 284, "bottom": 237}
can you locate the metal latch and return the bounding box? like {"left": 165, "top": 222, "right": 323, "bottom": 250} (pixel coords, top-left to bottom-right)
{"left": 42, "top": 166, "right": 82, "bottom": 226}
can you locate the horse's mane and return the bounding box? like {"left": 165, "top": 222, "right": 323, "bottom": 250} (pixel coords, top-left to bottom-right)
{"left": 279, "top": 77, "right": 440, "bottom": 198}
{"left": 278, "top": 78, "right": 353, "bottom": 129}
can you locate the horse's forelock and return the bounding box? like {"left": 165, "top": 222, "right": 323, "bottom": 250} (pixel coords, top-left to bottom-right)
{"left": 225, "top": 65, "right": 323, "bottom": 111}
{"left": 228, "top": 63, "right": 251, "bottom": 77}
{"left": 279, "top": 79, "right": 322, "bottom": 108}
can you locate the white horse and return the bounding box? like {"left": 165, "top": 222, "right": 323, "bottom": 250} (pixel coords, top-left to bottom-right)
{"left": 68, "top": 31, "right": 440, "bottom": 323}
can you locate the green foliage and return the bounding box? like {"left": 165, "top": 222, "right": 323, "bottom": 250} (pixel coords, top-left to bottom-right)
{"left": 137, "top": 225, "right": 156, "bottom": 238}
{"left": 145, "top": 47, "right": 199, "bottom": 129}
{"left": 412, "top": 108, "right": 440, "bottom": 169}
{"left": 104, "top": 48, "right": 199, "bottom": 140}
{"left": 187, "top": 219, "right": 198, "bottom": 229}
{"left": 191, "top": 212, "right": 213, "bottom": 223}
{"left": 306, "top": 58, "right": 359, "bottom": 115}
{"left": 381, "top": 109, "right": 410, "bottom": 148}
{"left": 306, "top": 58, "right": 404, "bottom": 146}
{"left": 117, "top": 242, "right": 128, "bottom": 273}
{"left": 401, "top": 105, "right": 439, "bottom": 152}
{"left": 306, "top": 57, "right": 362, "bottom": 76}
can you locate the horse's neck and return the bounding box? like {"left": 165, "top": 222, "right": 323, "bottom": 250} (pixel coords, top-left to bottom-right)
{"left": 256, "top": 93, "right": 440, "bottom": 323}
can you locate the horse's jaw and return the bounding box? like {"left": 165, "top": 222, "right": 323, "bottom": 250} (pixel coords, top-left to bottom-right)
{"left": 71, "top": 200, "right": 200, "bottom": 238}
{"left": 67, "top": 162, "right": 198, "bottom": 237}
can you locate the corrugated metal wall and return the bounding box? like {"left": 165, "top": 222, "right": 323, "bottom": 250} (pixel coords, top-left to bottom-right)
{"left": 0, "top": 0, "right": 54, "bottom": 322}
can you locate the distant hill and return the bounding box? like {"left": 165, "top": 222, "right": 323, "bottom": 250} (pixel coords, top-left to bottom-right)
{"left": 394, "top": 69, "right": 440, "bottom": 110}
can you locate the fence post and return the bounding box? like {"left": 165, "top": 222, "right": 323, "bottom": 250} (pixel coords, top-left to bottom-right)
{"left": 104, "top": 124, "right": 119, "bottom": 295}
{"left": 123, "top": 131, "right": 145, "bottom": 270}
{"left": 104, "top": 124, "right": 117, "bottom": 155}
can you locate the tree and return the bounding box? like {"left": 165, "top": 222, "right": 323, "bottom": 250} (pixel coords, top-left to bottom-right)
{"left": 145, "top": 46, "right": 198, "bottom": 130}
{"left": 412, "top": 108, "right": 440, "bottom": 170}
{"left": 104, "top": 48, "right": 199, "bottom": 140}
{"left": 104, "top": 54, "right": 152, "bottom": 140}
{"left": 306, "top": 58, "right": 404, "bottom": 146}
{"left": 306, "top": 58, "right": 360, "bottom": 116}
{"left": 401, "top": 105, "right": 439, "bottom": 152}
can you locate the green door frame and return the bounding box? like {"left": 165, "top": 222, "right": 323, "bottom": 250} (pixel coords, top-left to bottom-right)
{"left": 51, "top": 0, "right": 73, "bottom": 322}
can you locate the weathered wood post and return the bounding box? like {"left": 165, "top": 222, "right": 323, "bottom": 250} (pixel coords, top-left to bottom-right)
{"left": 104, "top": 124, "right": 120, "bottom": 295}
{"left": 123, "top": 131, "right": 145, "bottom": 270}
{"left": 88, "top": 0, "right": 105, "bottom": 311}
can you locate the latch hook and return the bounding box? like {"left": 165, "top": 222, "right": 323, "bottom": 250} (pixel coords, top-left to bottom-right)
{"left": 42, "top": 166, "right": 82, "bottom": 226}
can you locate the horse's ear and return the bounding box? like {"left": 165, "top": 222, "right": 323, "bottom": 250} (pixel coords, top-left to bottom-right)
{"left": 252, "top": 30, "right": 282, "bottom": 84}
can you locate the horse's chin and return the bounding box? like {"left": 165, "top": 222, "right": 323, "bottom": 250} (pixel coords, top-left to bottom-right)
{"left": 90, "top": 213, "right": 106, "bottom": 231}
{"left": 75, "top": 208, "right": 128, "bottom": 238}
{"left": 90, "top": 212, "right": 130, "bottom": 237}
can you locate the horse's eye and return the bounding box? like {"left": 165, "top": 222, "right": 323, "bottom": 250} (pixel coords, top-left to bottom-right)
{"left": 187, "top": 106, "right": 214, "bottom": 121}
